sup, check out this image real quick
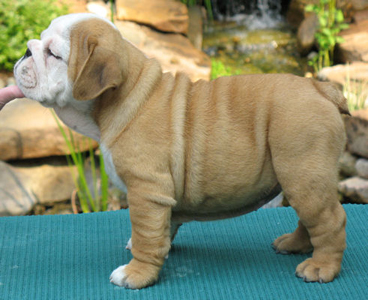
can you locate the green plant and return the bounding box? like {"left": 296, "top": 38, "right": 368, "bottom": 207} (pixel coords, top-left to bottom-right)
{"left": 343, "top": 65, "right": 368, "bottom": 112}
{"left": 52, "top": 110, "right": 109, "bottom": 213}
{"left": 210, "top": 58, "right": 242, "bottom": 80}
{"left": 181, "top": 0, "right": 213, "bottom": 20}
{"left": 305, "top": 0, "right": 348, "bottom": 72}
{"left": 0, "top": 0, "right": 68, "bottom": 71}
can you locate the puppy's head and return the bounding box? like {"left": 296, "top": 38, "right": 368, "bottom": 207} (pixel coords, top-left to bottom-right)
{"left": 13, "top": 13, "right": 124, "bottom": 108}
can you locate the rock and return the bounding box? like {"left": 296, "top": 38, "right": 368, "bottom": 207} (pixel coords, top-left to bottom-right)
{"left": 297, "top": 13, "right": 318, "bottom": 55}
{"left": 318, "top": 62, "right": 368, "bottom": 86}
{"left": 115, "top": 20, "right": 211, "bottom": 82}
{"left": 0, "top": 78, "right": 5, "bottom": 89}
{"left": 0, "top": 160, "right": 76, "bottom": 216}
{"left": 356, "top": 158, "right": 368, "bottom": 178}
{"left": 0, "top": 98, "right": 98, "bottom": 160}
{"left": 339, "top": 151, "right": 358, "bottom": 177}
{"left": 42, "top": 202, "right": 74, "bottom": 215}
{"left": 116, "top": 0, "right": 188, "bottom": 34}
{"left": 352, "top": 9, "right": 368, "bottom": 23}
{"left": 318, "top": 63, "right": 368, "bottom": 110}
{"left": 57, "top": 0, "right": 87, "bottom": 14}
{"left": 336, "top": 20, "right": 368, "bottom": 63}
{"left": 108, "top": 187, "right": 128, "bottom": 211}
{"left": 351, "top": 0, "right": 368, "bottom": 11}
{"left": 339, "top": 176, "right": 368, "bottom": 204}
{"left": 188, "top": 5, "right": 204, "bottom": 50}
{"left": 86, "top": 1, "right": 109, "bottom": 19}
{"left": 286, "top": 0, "right": 309, "bottom": 28}
{"left": 344, "top": 108, "right": 368, "bottom": 158}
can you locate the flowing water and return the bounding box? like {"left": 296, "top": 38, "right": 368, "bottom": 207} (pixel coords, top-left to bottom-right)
{"left": 203, "top": 0, "right": 308, "bottom": 77}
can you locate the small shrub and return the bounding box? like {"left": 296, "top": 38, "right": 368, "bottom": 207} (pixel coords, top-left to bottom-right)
{"left": 0, "top": 0, "right": 68, "bottom": 71}
{"left": 305, "top": 0, "right": 348, "bottom": 72}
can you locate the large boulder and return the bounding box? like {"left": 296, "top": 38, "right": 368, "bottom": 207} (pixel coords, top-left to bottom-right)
{"left": 344, "top": 108, "right": 368, "bottom": 158}
{"left": 339, "top": 176, "right": 368, "bottom": 204}
{"left": 356, "top": 158, "right": 368, "bottom": 178}
{"left": 318, "top": 62, "right": 368, "bottom": 86}
{"left": 0, "top": 98, "right": 98, "bottom": 161}
{"left": 187, "top": 5, "right": 204, "bottom": 50}
{"left": 0, "top": 160, "right": 76, "bottom": 216}
{"left": 318, "top": 62, "right": 368, "bottom": 111}
{"left": 115, "top": 20, "right": 211, "bottom": 82}
{"left": 58, "top": 0, "right": 87, "bottom": 13}
{"left": 339, "top": 151, "right": 358, "bottom": 177}
{"left": 116, "top": 0, "right": 188, "bottom": 34}
{"left": 336, "top": 19, "right": 368, "bottom": 63}
{"left": 351, "top": 0, "right": 368, "bottom": 10}
{"left": 297, "top": 13, "right": 318, "bottom": 55}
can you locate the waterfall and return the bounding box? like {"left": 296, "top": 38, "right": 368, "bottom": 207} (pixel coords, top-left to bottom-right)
{"left": 244, "top": 0, "right": 283, "bottom": 29}
{"left": 211, "top": 0, "right": 287, "bottom": 30}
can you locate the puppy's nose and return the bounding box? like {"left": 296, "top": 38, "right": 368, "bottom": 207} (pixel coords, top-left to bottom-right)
{"left": 24, "top": 48, "right": 32, "bottom": 58}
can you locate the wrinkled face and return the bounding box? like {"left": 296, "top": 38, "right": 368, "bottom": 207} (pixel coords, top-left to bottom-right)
{"left": 13, "top": 14, "right": 105, "bottom": 108}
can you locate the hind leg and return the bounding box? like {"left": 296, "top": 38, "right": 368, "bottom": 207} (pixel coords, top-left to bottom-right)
{"left": 294, "top": 199, "right": 346, "bottom": 283}
{"left": 270, "top": 121, "right": 347, "bottom": 282}
{"left": 269, "top": 100, "right": 347, "bottom": 283}
{"left": 273, "top": 159, "right": 346, "bottom": 283}
{"left": 273, "top": 220, "right": 312, "bottom": 254}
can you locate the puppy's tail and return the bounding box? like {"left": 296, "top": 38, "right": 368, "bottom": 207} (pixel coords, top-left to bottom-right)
{"left": 312, "top": 79, "right": 351, "bottom": 116}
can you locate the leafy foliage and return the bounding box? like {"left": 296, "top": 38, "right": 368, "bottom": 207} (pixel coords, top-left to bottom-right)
{"left": 210, "top": 59, "right": 243, "bottom": 80}
{"left": 0, "top": 0, "right": 68, "bottom": 71}
{"left": 305, "top": 0, "right": 349, "bottom": 72}
{"left": 52, "top": 110, "right": 109, "bottom": 213}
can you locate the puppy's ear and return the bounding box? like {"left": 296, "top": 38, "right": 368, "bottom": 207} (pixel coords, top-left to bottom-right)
{"left": 69, "top": 36, "right": 123, "bottom": 101}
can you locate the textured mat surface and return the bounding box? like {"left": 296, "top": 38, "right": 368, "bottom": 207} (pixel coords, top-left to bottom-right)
{"left": 0, "top": 204, "right": 367, "bottom": 299}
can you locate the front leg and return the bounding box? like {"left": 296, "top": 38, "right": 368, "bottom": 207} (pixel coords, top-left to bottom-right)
{"left": 126, "top": 222, "right": 182, "bottom": 251}
{"left": 110, "top": 191, "right": 173, "bottom": 289}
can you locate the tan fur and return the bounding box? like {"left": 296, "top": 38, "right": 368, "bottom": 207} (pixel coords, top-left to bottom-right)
{"left": 69, "top": 19, "right": 348, "bottom": 289}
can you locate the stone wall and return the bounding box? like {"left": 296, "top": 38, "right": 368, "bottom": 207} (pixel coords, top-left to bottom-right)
{"left": 318, "top": 63, "right": 368, "bottom": 204}
{"left": 339, "top": 110, "right": 368, "bottom": 204}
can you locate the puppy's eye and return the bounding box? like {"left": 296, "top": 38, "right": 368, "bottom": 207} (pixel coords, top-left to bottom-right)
{"left": 47, "top": 48, "right": 62, "bottom": 60}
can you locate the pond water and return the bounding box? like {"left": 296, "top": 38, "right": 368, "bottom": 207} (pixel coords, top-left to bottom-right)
{"left": 203, "top": 17, "right": 309, "bottom": 78}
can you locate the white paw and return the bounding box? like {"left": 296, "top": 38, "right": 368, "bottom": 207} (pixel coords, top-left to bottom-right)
{"left": 110, "top": 265, "right": 128, "bottom": 287}
{"left": 125, "top": 238, "right": 132, "bottom": 250}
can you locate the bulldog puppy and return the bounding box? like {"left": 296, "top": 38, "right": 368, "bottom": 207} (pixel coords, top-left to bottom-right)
{"left": 0, "top": 13, "right": 349, "bottom": 289}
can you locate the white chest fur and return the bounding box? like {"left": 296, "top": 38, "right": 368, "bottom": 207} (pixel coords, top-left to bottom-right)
{"left": 54, "top": 101, "right": 127, "bottom": 194}
{"left": 100, "top": 143, "right": 127, "bottom": 193}
{"left": 53, "top": 100, "right": 100, "bottom": 141}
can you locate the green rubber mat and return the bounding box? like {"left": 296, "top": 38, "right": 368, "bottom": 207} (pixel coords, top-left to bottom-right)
{"left": 0, "top": 204, "right": 366, "bottom": 299}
